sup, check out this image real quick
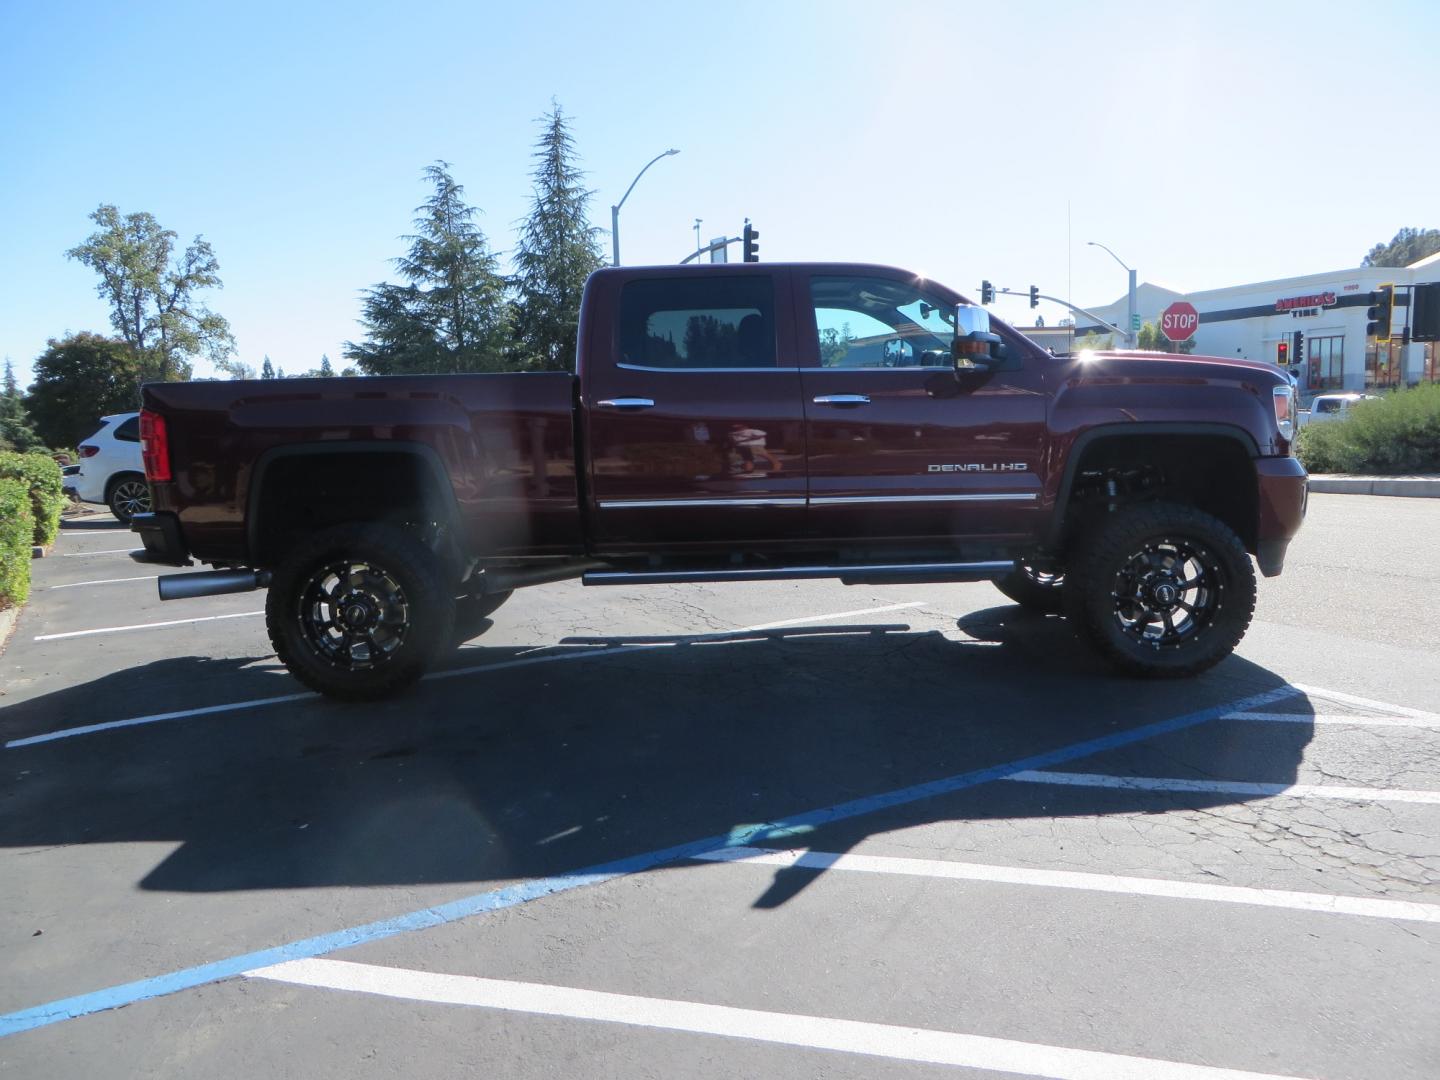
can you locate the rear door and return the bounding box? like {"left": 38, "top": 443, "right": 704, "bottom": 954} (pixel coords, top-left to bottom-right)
{"left": 797, "top": 271, "right": 1048, "bottom": 545}
{"left": 584, "top": 270, "right": 807, "bottom": 552}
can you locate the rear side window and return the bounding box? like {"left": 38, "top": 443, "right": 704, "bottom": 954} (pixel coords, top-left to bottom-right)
{"left": 1316, "top": 399, "right": 1340, "bottom": 414}
{"left": 618, "top": 277, "right": 776, "bottom": 369}
{"left": 114, "top": 416, "right": 140, "bottom": 441}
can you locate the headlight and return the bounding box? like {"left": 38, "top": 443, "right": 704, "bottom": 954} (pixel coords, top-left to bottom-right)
{"left": 1272, "top": 385, "right": 1294, "bottom": 444}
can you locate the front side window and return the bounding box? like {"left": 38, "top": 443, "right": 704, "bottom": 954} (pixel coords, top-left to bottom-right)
{"left": 618, "top": 277, "right": 776, "bottom": 370}
{"left": 811, "top": 276, "right": 955, "bottom": 369}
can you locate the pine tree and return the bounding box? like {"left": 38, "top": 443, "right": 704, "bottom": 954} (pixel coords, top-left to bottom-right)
{"left": 345, "top": 162, "right": 510, "bottom": 374}
{"left": 318, "top": 354, "right": 335, "bottom": 377}
{"left": 0, "top": 359, "right": 42, "bottom": 451}
{"left": 511, "top": 102, "right": 604, "bottom": 371}
{"left": 261, "top": 356, "right": 276, "bottom": 379}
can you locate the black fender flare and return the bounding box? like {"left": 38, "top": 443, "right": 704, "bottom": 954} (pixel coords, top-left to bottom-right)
{"left": 1046, "top": 422, "right": 1260, "bottom": 549}
{"left": 245, "top": 440, "right": 462, "bottom": 566}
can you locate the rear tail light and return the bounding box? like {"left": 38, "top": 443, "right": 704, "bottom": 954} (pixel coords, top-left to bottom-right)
{"left": 139, "top": 409, "right": 171, "bottom": 482}
{"left": 79, "top": 444, "right": 100, "bottom": 458}
{"left": 1273, "top": 385, "right": 1294, "bottom": 445}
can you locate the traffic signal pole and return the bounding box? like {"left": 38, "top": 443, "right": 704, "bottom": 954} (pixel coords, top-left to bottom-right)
{"left": 996, "top": 288, "right": 1131, "bottom": 341}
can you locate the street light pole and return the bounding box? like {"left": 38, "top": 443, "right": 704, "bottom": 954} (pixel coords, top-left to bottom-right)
{"left": 1087, "top": 241, "right": 1138, "bottom": 348}
{"left": 611, "top": 148, "right": 680, "bottom": 267}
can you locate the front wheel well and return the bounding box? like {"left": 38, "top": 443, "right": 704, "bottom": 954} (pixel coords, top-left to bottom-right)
{"left": 1055, "top": 434, "right": 1259, "bottom": 556}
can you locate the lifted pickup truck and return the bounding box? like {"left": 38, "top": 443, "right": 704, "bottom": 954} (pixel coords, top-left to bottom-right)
{"left": 132, "top": 263, "right": 1307, "bottom": 700}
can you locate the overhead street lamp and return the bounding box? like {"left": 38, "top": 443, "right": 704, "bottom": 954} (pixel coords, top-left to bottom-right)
{"left": 1087, "top": 240, "right": 1138, "bottom": 348}
{"left": 611, "top": 149, "right": 680, "bottom": 267}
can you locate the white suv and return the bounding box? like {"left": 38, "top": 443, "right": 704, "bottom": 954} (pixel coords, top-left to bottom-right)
{"left": 74, "top": 412, "right": 152, "bottom": 523}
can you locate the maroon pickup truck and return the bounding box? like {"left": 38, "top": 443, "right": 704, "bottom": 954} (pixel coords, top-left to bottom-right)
{"left": 132, "top": 263, "right": 1306, "bottom": 700}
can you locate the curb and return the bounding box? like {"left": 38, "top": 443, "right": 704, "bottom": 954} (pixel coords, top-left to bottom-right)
{"left": 0, "top": 605, "right": 18, "bottom": 659}
{"left": 1308, "top": 475, "right": 1440, "bottom": 497}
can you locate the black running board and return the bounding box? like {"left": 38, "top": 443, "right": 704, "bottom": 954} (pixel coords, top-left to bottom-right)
{"left": 581, "top": 561, "right": 1013, "bottom": 587}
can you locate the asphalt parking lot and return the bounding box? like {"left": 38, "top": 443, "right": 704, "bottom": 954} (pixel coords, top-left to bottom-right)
{"left": 2, "top": 494, "right": 1439, "bottom": 1079}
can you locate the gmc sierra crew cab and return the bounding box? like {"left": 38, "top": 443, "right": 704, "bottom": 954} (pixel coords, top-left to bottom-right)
{"left": 131, "top": 263, "right": 1307, "bottom": 700}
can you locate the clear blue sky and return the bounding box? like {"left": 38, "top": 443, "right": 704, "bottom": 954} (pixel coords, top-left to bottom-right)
{"left": 3, "top": 0, "right": 1437, "bottom": 385}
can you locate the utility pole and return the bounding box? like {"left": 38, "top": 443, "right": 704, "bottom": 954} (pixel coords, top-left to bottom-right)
{"left": 1087, "top": 241, "right": 1139, "bottom": 348}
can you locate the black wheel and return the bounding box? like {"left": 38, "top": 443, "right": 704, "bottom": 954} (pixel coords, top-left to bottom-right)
{"left": 1064, "top": 502, "right": 1255, "bottom": 678}
{"left": 995, "top": 562, "right": 1066, "bottom": 614}
{"left": 453, "top": 589, "right": 512, "bottom": 644}
{"left": 265, "top": 524, "right": 456, "bottom": 701}
{"left": 108, "top": 474, "right": 151, "bottom": 524}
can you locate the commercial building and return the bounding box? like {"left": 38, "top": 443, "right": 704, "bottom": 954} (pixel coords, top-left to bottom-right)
{"left": 1069, "top": 252, "right": 1439, "bottom": 394}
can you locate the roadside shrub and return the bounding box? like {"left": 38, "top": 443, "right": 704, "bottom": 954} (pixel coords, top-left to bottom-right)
{"left": 0, "top": 477, "right": 34, "bottom": 609}
{"left": 0, "top": 450, "right": 66, "bottom": 546}
{"left": 1297, "top": 383, "right": 1440, "bottom": 474}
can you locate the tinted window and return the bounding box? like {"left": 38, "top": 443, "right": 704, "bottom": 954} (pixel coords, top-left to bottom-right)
{"left": 810, "top": 276, "right": 955, "bottom": 368}
{"left": 114, "top": 416, "right": 140, "bottom": 441}
{"left": 619, "top": 277, "right": 776, "bottom": 369}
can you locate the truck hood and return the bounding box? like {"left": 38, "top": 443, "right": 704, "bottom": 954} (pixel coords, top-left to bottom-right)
{"left": 1074, "top": 350, "right": 1288, "bottom": 388}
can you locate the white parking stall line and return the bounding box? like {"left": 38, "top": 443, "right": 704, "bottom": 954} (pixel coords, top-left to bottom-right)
{"left": 4, "top": 693, "right": 317, "bottom": 749}
{"left": 6, "top": 603, "right": 928, "bottom": 748}
{"left": 695, "top": 847, "right": 1440, "bottom": 925}
{"left": 247, "top": 957, "right": 1304, "bottom": 1080}
{"left": 59, "top": 547, "right": 138, "bottom": 557}
{"left": 1291, "top": 683, "right": 1440, "bottom": 721}
{"left": 49, "top": 575, "right": 157, "bottom": 590}
{"left": 1005, "top": 770, "right": 1440, "bottom": 806}
{"left": 1226, "top": 711, "right": 1440, "bottom": 729}
{"left": 33, "top": 610, "right": 264, "bottom": 641}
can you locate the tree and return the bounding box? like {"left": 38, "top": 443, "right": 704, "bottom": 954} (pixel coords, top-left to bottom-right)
{"left": 260, "top": 356, "right": 276, "bottom": 380}
{"left": 0, "top": 359, "right": 43, "bottom": 451}
{"left": 345, "top": 162, "right": 510, "bottom": 375}
{"left": 1072, "top": 331, "right": 1114, "bottom": 352}
{"left": 1362, "top": 227, "right": 1440, "bottom": 268}
{"left": 24, "top": 334, "right": 139, "bottom": 449}
{"left": 67, "top": 205, "right": 235, "bottom": 382}
{"left": 510, "top": 102, "right": 604, "bottom": 371}
{"left": 317, "top": 354, "right": 335, "bottom": 377}
{"left": 1135, "top": 320, "right": 1196, "bottom": 355}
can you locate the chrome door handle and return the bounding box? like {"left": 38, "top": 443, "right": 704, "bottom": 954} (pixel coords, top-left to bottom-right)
{"left": 596, "top": 398, "right": 656, "bottom": 410}
{"left": 812, "top": 394, "right": 870, "bottom": 406}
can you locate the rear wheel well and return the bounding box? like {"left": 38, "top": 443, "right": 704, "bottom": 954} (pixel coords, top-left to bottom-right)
{"left": 249, "top": 450, "right": 458, "bottom": 570}
{"left": 1056, "top": 435, "right": 1258, "bottom": 556}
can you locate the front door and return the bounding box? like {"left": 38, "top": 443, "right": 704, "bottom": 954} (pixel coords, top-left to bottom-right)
{"left": 585, "top": 270, "right": 807, "bottom": 552}
{"left": 798, "top": 271, "right": 1049, "bottom": 545}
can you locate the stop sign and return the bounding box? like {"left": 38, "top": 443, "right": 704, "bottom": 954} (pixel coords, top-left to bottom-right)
{"left": 1160, "top": 301, "right": 1199, "bottom": 343}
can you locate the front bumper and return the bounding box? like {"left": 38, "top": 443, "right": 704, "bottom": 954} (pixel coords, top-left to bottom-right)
{"left": 1254, "top": 456, "right": 1308, "bottom": 577}
{"left": 130, "top": 512, "right": 192, "bottom": 567}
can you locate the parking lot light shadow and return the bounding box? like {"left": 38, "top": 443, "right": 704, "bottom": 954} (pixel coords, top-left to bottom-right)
{"left": 0, "top": 620, "right": 1314, "bottom": 909}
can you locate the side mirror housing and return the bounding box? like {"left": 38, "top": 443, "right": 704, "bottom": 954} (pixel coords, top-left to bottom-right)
{"left": 953, "top": 303, "right": 1003, "bottom": 373}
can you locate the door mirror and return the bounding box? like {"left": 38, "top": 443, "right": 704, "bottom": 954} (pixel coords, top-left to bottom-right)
{"left": 953, "top": 303, "right": 1003, "bottom": 372}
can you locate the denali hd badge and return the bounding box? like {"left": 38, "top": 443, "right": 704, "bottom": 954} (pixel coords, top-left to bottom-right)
{"left": 928, "top": 463, "right": 1028, "bottom": 472}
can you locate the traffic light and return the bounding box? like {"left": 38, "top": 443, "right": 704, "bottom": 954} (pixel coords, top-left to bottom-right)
{"left": 742, "top": 222, "right": 760, "bottom": 263}
{"left": 1028, "top": 285, "right": 1039, "bottom": 309}
{"left": 1367, "top": 283, "right": 1394, "bottom": 342}
{"left": 980, "top": 280, "right": 994, "bottom": 305}
{"left": 1277, "top": 340, "right": 1288, "bottom": 366}
{"left": 1412, "top": 282, "right": 1440, "bottom": 342}
{"left": 1292, "top": 330, "right": 1304, "bottom": 369}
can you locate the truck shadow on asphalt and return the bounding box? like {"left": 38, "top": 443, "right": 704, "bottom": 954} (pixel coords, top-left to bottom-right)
{"left": 0, "top": 610, "right": 1316, "bottom": 907}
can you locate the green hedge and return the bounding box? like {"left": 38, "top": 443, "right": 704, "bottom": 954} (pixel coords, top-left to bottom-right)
{"left": 1297, "top": 383, "right": 1440, "bottom": 474}
{"left": 0, "top": 451, "right": 65, "bottom": 547}
{"left": 0, "top": 477, "right": 33, "bottom": 609}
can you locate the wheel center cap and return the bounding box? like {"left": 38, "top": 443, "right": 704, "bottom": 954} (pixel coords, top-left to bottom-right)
{"left": 1153, "top": 582, "right": 1178, "bottom": 606}
{"left": 343, "top": 602, "right": 371, "bottom": 628}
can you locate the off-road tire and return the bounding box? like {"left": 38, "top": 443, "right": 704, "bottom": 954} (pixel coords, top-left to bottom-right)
{"left": 266, "top": 523, "right": 456, "bottom": 701}
{"left": 994, "top": 563, "right": 1066, "bottom": 614}
{"left": 1064, "top": 502, "right": 1255, "bottom": 678}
